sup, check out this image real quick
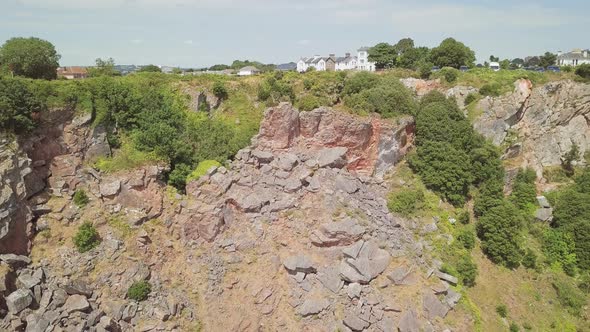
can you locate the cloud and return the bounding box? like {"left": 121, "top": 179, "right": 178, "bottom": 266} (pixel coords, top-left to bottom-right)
{"left": 391, "top": 3, "right": 581, "bottom": 33}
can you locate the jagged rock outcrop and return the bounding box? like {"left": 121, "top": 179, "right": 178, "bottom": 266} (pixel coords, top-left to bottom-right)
{"left": 474, "top": 79, "right": 590, "bottom": 177}
{"left": 254, "top": 103, "right": 415, "bottom": 177}
{"left": 0, "top": 138, "right": 35, "bottom": 255}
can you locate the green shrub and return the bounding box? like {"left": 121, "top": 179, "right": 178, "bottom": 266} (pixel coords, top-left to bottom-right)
{"left": 552, "top": 278, "right": 587, "bottom": 315}
{"left": 439, "top": 67, "right": 459, "bottom": 83}
{"left": 342, "top": 71, "right": 379, "bottom": 96}
{"left": 167, "top": 163, "right": 191, "bottom": 191}
{"left": 464, "top": 93, "right": 479, "bottom": 106}
{"left": 575, "top": 63, "right": 590, "bottom": 80}
{"left": 212, "top": 81, "right": 228, "bottom": 100}
{"left": 296, "top": 95, "right": 321, "bottom": 112}
{"left": 522, "top": 249, "right": 537, "bottom": 269}
{"left": 344, "top": 82, "right": 417, "bottom": 117}
{"left": 127, "top": 280, "right": 152, "bottom": 301}
{"left": 456, "top": 254, "right": 478, "bottom": 286}
{"left": 479, "top": 82, "right": 502, "bottom": 97}
{"left": 457, "top": 210, "right": 470, "bottom": 225}
{"left": 186, "top": 160, "right": 222, "bottom": 183}
{"left": 561, "top": 143, "right": 580, "bottom": 177}
{"left": 0, "top": 77, "right": 44, "bottom": 133}
{"left": 477, "top": 201, "right": 524, "bottom": 268}
{"left": 73, "top": 189, "right": 89, "bottom": 207}
{"left": 73, "top": 222, "right": 101, "bottom": 253}
{"left": 543, "top": 230, "right": 577, "bottom": 276}
{"left": 387, "top": 188, "right": 425, "bottom": 217}
{"left": 496, "top": 304, "right": 508, "bottom": 318}
{"left": 510, "top": 168, "right": 537, "bottom": 211}
{"left": 457, "top": 228, "right": 476, "bottom": 250}
{"left": 509, "top": 322, "right": 520, "bottom": 332}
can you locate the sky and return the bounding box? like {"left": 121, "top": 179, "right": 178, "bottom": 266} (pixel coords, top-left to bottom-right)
{"left": 1, "top": 0, "right": 589, "bottom": 68}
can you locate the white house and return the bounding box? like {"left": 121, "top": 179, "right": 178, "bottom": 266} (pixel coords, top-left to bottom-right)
{"left": 297, "top": 56, "right": 332, "bottom": 72}
{"left": 237, "top": 66, "right": 261, "bottom": 76}
{"left": 297, "top": 47, "right": 375, "bottom": 72}
{"left": 557, "top": 49, "right": 590, "bottom": 66}
{"left": 335, "top": 53, "right": 357, "bottom": 71}
{"left": 356, "top": 47, "right": 376, "bottom": 72}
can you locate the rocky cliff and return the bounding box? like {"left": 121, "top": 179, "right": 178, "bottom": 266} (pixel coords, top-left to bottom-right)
{"left": 0, "top": 103, "right": 468, "bottom": 331}
{"left": 473, "top": 79, "right": 590, "bottom": 177}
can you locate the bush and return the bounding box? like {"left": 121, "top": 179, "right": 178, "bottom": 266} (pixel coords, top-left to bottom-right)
{"left": 456, "top": 254, "right": 478, "bottom": 286}
{"left": 457, "top": 228, "right": 476, "bottom": 250}
{"left": 344, "top": 81, "right": 417, "bottom": 117}
{"left": 479, "top": 82, "right": 502, "bottom": 97}
{"left": 561, "top": 143, "right": 580, "bottom": 177}
{"left": 543, "top": 230, "right": 577, "bottom": 276}
{"left": 342, "top": 71, "right": 379, "bottom": 96}
{"left": 387, "top": 188, "right": 425, "bottom": 217}
{"left": 552, "top": 278, "right": 587, "bottom": 315}
{"left": 0, "top": 78, "right": 44, "bottom": 133}
{"left": 127, "top": 280, "right": 152, "bottom": 301}
{"left": 167, "top": 163, "right": 191, "bottom": 192}
{"left": 510, "top": 168, "right": 537, "bottom": 211}
{"left": 496, "top": 304, "right": 508, "bottom": 317}
{"left": 575, "top": 63, "right": 590, "bottom": 80}
{"left": 212, "top": 81, "right": 228, "bottom": 100}
{"left": 439, "top": 67, "right": 459, "bottom": 83}
{"left": 73, "top": 222, "right": 101, "bottom": 253}
{"left": 509, "top": 323, "right": 520, "bottom": 332}
{"left": 477, "top": 201, "right": 523, "bottom": 268}
{"left": 457, "top": 210, "right": 470, "bottom": 225}
{"left": 73, "top": 189, "right": 89, "bottom": 207}
{"left": 464, "top": 93, "right": 479, "bottom": 106}
{"left": 522, "top": 249, "right": 538, "bottom": 269}
{"left": 296, "top": 95, "right": 321, "bottom": 112}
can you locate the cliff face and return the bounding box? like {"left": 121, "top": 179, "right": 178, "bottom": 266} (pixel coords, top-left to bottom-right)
{"left": 0, "top": 138, "right": 34, "bottom": 255}
{"left": 473, "top": 79, "right": 590, "bottom": 177}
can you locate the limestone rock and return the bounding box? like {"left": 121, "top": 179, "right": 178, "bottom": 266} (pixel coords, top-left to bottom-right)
{"left": 343, "top": 312, "right": 370, "bottom": 331}
{"left": 340, "top": 241, "right": 391, "bottom": 284}
{"left": 283, "top": 255, "right": 316, "bottom": 274}
{"left": 423, "top": 292, "right": 449, "bottom": 319}
{"left": 318, "top": 147, "right": 348, "bottom": 169}
{"left": 398, "top": 309, "right": 420, "bottom": 332}
{"left": 311, "top": 218, "right": 365, "bottom": 247}
{"left": 64, "top": 294, "right": 90, "bottom": 313}
{"left": 6, "top": 288, "right": 33, "bottom": 313}
{"left": 297, "top": 298, "right": 330, "bottom": 317}
{"left": 99, "top": 180, "right": 121, "bottom": 197}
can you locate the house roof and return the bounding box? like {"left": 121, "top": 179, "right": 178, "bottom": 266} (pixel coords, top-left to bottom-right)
{"left": 358, "top": 47, "right": 370, "bottom": 52}
{"left": 239, "top": 66, "right": 260, "bottom": 72}
{"left": 558, "top": 49, "right": 590, "bottom": 60}
{"left": 336, "top": 56, "right": 357, "bottom": 63}
{"left": 58, "top": 66, "right": 88, "bottom": 75}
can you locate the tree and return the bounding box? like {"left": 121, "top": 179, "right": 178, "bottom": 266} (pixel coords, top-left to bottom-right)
{"left": 477, "top": 201, "right": 524, "bottom": 268}
{"left": 429, "top": 38, "right": 476, "bottom": 68}
{"left": 511, "top": 58, "right": 524, "bottom": 67}
{"left": 0, "top": 37, "right": 61, "bottom": 79}
{"left": 562, "top": 143, "right": 580, "bottom": 177}
{"left": 209, "top": 64, "right": 231, "bottom": 71}
{"left": 393, "top": 38, "right": 415, "bottom": 55}
{"left": 409, "top": 141, "right": 473, "bottom": 206}
{"left": 524, "top": 56, "right": 540, "bottom": 67}
{"left": 500, "top": 59, "right": 511, "bottom": 70}
{"left": 368, "top": 43, "right": 397, "bottom": 70}
{"left": 398, "top": 47, "right": 430, "bottom": 70}
{"left": 539, "top": 52, "right": 557, "bottom": 68}
{"left": 489, "top": 55, "right": 500, "bottom": 62}
{"left": 88, "top": 57, "right": 119, "bottom": 77}
{"left": 138, "top": 64, "right": 161, "bottom": 73}
{"left": 575, "top": 64, "right": 590, "bottom": 80}
{"left": 0, "top": 77, "right": 44, "bottom": 133}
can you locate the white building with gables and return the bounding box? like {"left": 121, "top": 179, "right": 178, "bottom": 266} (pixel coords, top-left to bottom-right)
{"left": 297, "top": 47, "right": 375, "bottom": 72}
{"left": 557, "top": 49, "right": 590, "bottom": 66}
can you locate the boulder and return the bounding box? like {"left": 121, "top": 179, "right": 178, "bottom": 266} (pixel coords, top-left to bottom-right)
{"left": 251, "top": 149, "right": 274, "bottom": 164}
{"left": 398, "top": 309, "right": 420, "bottom": 332}
{"left": 311, "top": 219, "right": 365, "bottom": 247}
{"left": 64, "top": 294, "right": 90, "bottom": 313}
{"left": 296, "top": 298, "right": 330, "bottom": 317}
{"left": 318, "top": 147, "right": 348, "bottom": 169}
{"left": 423, "top": 292, "right": 449, "bottom": 319}
{"left": 343, "top": 312, "right": 370, "bottom": 331}
{"left": 64, "top": 279, "right": 93, "bottom": 297}
{"left": 537, "top": 196, "right": 551, "bottom": 208}
{"left": 535, "top": 208, "right": 553, "bottom": 222}
{"left": 340, "top": 241, "right": 391, "bottom": 284}
{"left": 0, "top": 254, "right": 31, "bottom": 267}
{"left": 283, "top": 255, "right": 316, "bottom": 274}
{"left": 317, "top": 266, "right": 344, "bottom": 293}
{"left": 277, "top": 153, "right": 299, "bottom": 171}
{"left": 6, "top": 288, "right": 33, "bottom": 313}
{"left": 435, "top": 271, "right": 458, "bottom": 285}
{"left": 99, "top": 180, "right": 121, "bottom": 197}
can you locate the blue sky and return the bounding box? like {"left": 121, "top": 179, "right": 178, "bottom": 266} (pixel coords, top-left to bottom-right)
{"left": 1, "top": 0, "right": 588, "bottom": 67}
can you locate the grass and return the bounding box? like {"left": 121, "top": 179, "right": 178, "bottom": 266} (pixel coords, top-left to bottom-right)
{"left": 455, "top": 68, "right": 575, "bottom": 93}
{"left": 108, "top": 215, "right": 133, "bottom": 239}
{"left": 94, "top": 138, "right": 161, "bottom": 173}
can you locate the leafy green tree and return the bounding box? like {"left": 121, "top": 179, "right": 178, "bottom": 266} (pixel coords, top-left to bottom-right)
{"left": 524, "top": 56, "right": 540, "bottom": 67}
{"left": 393, "top": 38, "right": 415, "bottom": 55}
{"left": 429, "top": 38, "right": 476, "bottom": 68}
{"left": 409, "top": 141, "right": 473, "bottom": 206}
{"left": 209, "top": 64, "right": 231, "bottom": 71}
{"left": 0, "top": 37, "right": 61, "bottom": 79}
{"left": 470, "top": 144, "right": 504, "bottom": 186}
{"left": 398, "top": 47, "right": 430, "bottom": 70}
{"left": 477, "top": 201, "right": 523, "bottom": 268}
{"left": 511, "top": 58, "right": 524, "bottom": 67}
{"left": 212, "top": 81, "right": 228, "bottom": 100}
{"left": 138, "top": 65, "right": 161, "bottom": 73}
{"left": 522, "top": 249, "right": 538, "bottom": 269}
{"left": 368, "top": 43, "right": 397, "bottom": 70}
{"left": 539, "top": 52, "right": 557, "bottom": 68}
{"left": 510, "top": 168, "right": 537, "bottom": 211}
{"left": 474, "top": 179, "right": 505, "bottom": 217}
{"left": 500, "top": 59, "right": 511, "bottom": 70}
{"left": 575, "top": 167, "right": 590, "bottom": 193}
{"left": 343, "top": 71, "right": 380, "bottom": 96}
{"left": 456, "top": 254, "right": 478, "bottom": 286}
{"left": 489, "top": 55, "right": 500, "bottom": 62}
{"left": 346, "top": 83, "right": 416, "bottom": 117}
{"left": 0, "top": 77, "right": 44, "bottom": 133}
{"left": 387, "top": 188, "right": 425, "bottom": 217}
{"left": 544, "top": 229, "right": 577, "bottom": 275}
{"left": 88, "top": 58, "right": 120, "bottom": 77}
{"left": 457, "top": 228, "right": 476, "bottom": 249}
